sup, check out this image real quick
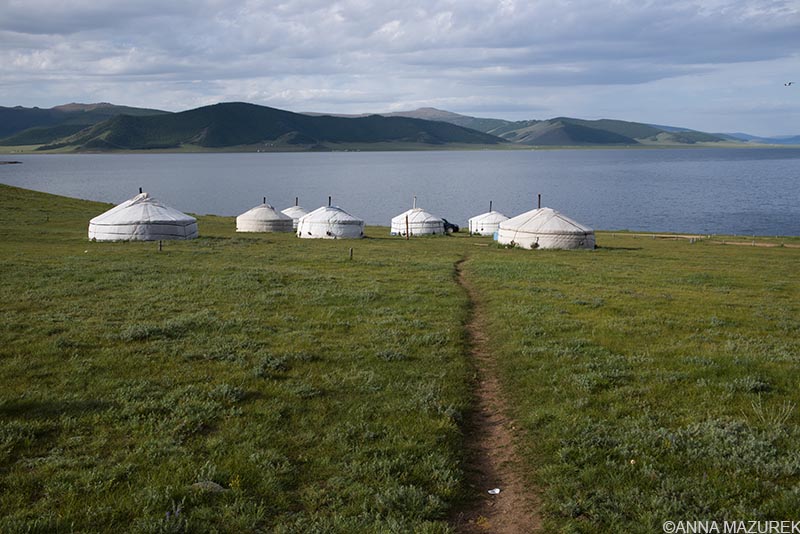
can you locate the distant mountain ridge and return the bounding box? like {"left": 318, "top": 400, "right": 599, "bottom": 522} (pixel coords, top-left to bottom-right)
{"left": 2, "top": 102, "right": 797, "bottom": 151}
{"left": 20, "top": 102, "right": 504, "bottom": 151}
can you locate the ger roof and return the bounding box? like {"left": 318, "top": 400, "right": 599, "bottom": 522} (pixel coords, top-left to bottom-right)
{"left": 90, "top": 192, "right": 195, "bottom": 225}
{"left": 500, "top": 207, "right": 592, "bottom": 234}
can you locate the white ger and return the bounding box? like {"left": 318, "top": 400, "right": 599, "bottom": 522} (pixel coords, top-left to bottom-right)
{"left": 468, "top": 201, "right": 509, "bottom": 236}
{"left": 297, "top": 197, "right": 365, "bottom": 239}
{"left": 496, "top": 207, "right": 595, "bottom": 250}
{"left": 88, "top": 191, "right": 198, "bottom": 241}
{"left": 390, "top": 196, "right": 445, "bottom": 236}
{"left": 281, "top": 197, "right": 308, "bottom": 230}
{"left": 236, "top": 198, "right": 293, "bottom": 233}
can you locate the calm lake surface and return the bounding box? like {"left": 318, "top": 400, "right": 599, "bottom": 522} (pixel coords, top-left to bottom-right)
{"left": 2, "top": 148, "right": 799, "bottom": 236}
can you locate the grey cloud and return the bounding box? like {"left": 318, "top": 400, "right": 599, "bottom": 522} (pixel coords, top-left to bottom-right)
{"left": 1, "top": 0, "right": 799, "bottom": 133}
{"left": 6, "top": 1, "right": 796, "bottom": 81}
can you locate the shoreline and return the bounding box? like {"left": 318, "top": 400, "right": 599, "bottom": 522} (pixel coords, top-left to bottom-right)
{"left": 5, "top": 183, "right": 800, "bottom": 240}
{"left": 1, "top": 142, "right": 799, "bottom": 155}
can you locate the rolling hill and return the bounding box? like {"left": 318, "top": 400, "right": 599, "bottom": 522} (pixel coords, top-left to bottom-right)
{"left": 4, "top": 101, "right": 795, "bottom": 151}
{"left": 33, "top": 102, "right": 506, "bottom": 151}
{"left": 490, "top": 119, "right": 637, "bottom": 145}
{"left": 385, "top": 108, "right": 732, "bottom": 146}
{"left": 0, "top": 103, "right": 169, "bottom": 145}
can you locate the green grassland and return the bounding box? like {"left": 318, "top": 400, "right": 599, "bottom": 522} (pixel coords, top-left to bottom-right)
{"left": 465, "top": 236, "right": 800, "bottom": 532}
{"left": 1, "top": 184, "right": 799, "bottom": 533}
{"left": 0, "top": 186, "right": 473, "bottom": 533}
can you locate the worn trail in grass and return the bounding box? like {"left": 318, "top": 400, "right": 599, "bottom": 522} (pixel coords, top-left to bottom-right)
{"left": 452, "top": 256, "right": 540, "bottom": 533}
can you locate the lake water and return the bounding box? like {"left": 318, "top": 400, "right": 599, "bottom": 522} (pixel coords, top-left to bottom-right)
{"left": 2, "top": 148, "right": 799, "bottom": 236}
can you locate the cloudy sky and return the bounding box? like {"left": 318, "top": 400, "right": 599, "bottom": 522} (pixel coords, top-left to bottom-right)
{"left": 1, "top": 0, "right": 798, "bottom": 136}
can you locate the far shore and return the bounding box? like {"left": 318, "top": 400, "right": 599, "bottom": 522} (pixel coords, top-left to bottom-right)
{"left": 1, "top": 141, "right": 799, "bottom": 155}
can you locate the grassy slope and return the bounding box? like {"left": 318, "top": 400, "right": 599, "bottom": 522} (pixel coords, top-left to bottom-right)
{"left": 2, "top": 185, "right": 800, "bottom": 532}
{"left": 0, "top": 185, "right": 472, "bottom": 533}
{"left": 0, "top": 105, "right": 168, "bottom": 144}
{"left": 487, "top": 118, "right": 727, "bottom": 146}
{"left": 0, "top": 124, "right": 91, "bottom": 146}
{"left": 0, "top": 107, "right": 67, "bottom": 139}
{"left": 503, "top": 121, "right": 638, "bottom": 146}
{"left": 555, "top": 118, "right": 663, "bottom": 139}
{"left": 466, "top": 237, "right": 800, "bottom": 532}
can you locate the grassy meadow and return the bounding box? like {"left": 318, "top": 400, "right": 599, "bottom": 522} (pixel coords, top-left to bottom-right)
{"left": 466, "top": 235, "right": 800, "bottom": 532}
{"left": 1, "top": 184, "right": 799, "bottom": 533}
{"left": 0, "top": 185, "right": 472, "bottom": 533}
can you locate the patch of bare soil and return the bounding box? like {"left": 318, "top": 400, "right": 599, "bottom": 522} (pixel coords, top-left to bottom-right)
{"left": 451, "top": 257, "right": 541, "bottom": 533}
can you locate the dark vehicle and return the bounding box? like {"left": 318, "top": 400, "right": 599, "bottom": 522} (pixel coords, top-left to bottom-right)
{"left": 442, "top": 218, "right": 459, "bottom": 233}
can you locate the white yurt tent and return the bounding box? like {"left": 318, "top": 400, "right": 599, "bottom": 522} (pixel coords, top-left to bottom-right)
{"left": 468, "top": 201, "right": 509, "bottom": 236}
{"left": 88, "top": 191, "right": 198, "bottom": 241}
{"left": 297, "top": 197, "right": 364, "bottom": 239}
{"left": 390, "top": 197, "right": 444, "bottom": 236}
{"left": 281, "top": 197, "right": 308, "bottom": 230}
{"left": 236, "top": 198, "right": 293, "bottom": 232}
{"left": 496, "top": 207, "right": 595, "bottom": 250}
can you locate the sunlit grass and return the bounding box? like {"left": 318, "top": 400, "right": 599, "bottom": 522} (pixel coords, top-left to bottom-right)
{"left": 2, "top": 183, "right": 799, "bottom": 533}
{"left": 0, "top": 185, "right": 471, "bottom": 533}
{"left": 466, "top": 235, "right": 800, "bottom": 533}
